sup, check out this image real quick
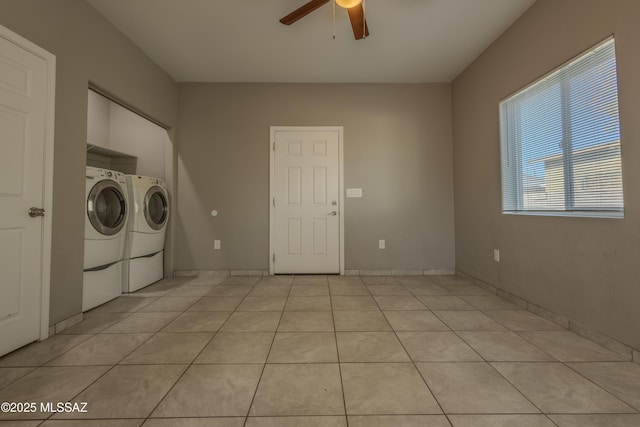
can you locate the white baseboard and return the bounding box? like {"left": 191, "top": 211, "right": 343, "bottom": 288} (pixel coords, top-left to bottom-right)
{"left": 174, "top": 270, "right": 269, "bottom": 277}
{"left": 47, "top": 312, "right": 84, "bottom": 338}
{"left": 175, "top": 268, "right": 455, "bottom": 277}
{"left": 342, "top": 269, "right": 455, "bottom": 276}
{"left": 230, "top": 270, "right": 268, "bottom": 276}
{"left": 457, "top": 269, "right": 639, "bottom": 363}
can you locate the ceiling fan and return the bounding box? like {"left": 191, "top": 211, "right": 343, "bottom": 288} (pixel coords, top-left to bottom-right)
{"left": 280, "top": 0, "right": 370, "bottom": 40}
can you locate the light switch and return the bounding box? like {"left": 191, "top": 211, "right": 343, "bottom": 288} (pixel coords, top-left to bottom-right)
{"left": 346, "top": 188, "right": 363, "bottom": 198}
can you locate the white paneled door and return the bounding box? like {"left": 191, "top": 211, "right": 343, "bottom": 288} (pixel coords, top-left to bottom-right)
{"left": 272, "top": 128, "right": 342, "bottom": 274}
{"left": 0, "top": 28, "right": 54, "bottom": 356}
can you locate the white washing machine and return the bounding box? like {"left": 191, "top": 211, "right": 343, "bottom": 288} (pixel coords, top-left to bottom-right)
{"left": 123, "top": 175, "right": 169, "bottom": 292}
{"left": 83, "top": 167, "right": 129, "bottom": 311}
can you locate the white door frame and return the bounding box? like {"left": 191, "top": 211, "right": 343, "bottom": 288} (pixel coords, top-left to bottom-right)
{"left": 0, "top": 25, "right": 56, "bottom": 340}
{"left": 269, "top": 126, "right": 344, "bottom": 275}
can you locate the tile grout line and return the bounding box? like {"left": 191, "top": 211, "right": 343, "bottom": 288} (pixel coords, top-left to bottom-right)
{"left": 377, "top": 279, "right": 453, "bottom": 424}
{"left": 487, "top": 360, "right": 639, "bottom": 415}
{"left": 512, "top": 326, "right": 640, "bottom": 411}
{"left": 329, "top": 274, "right": 351, "bottom": 426}
{"left": 444, "top": 325, "right": 548, "bottom": 418}
{"left": 37, "top": 295, "right": 186, "bottom": 422}
{"left": 137, "top": 275, "right": 259, "bottom": 424}
{"left": 0, "top": 296, "right": 174, "bottom": 418}
{"left": 427, "top": 278, "right": 556, "bottom": 419}
{"left": 242, "top": 275, "right": 295, "bottom": 427}
{"left": 453, "top": 298, "right": 638, "bottom": 416}
{"left": 457, "top": 270, "right": 638, "bottom": 361}
{"left": 44, "top": 279, "right": 222, "bottom": 422}
{"left": 550, "top": 362, "right": 640, "bottom": 413}
{"left": 404, "top": 278, "right": 571, "bottom": 422}
{"left": 3, "top": 275, "right": 639, "bottom": 423}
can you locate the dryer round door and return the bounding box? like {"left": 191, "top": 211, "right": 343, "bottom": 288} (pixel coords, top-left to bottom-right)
{"left": 144, "top": 186, "right": 168, "bottom": 230}
{"left": 87, "top": 179, "right": 127, "bottom": 236}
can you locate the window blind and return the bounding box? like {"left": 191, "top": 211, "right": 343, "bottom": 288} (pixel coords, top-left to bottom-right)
{"left": 500, "top": 38, "right": 623, "bottom": 217}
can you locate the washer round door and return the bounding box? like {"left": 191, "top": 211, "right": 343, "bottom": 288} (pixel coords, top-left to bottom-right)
{"left": 87, "top": 179, "right": 127, "bottom": 236}
{"left": 144, "top": 186, "right": 168, "bottom": 230}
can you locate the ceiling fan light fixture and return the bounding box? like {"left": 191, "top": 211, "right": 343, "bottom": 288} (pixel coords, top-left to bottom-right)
{"left": 335, "top": 0, "right": 362, "bottom": 9}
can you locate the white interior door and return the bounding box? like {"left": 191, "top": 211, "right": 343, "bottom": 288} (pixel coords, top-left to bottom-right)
{"left": 0, "top": 30, "right": 51, "bottom": 356}
{"left": 272, "top": 128, "right": 341, "bottom": 274}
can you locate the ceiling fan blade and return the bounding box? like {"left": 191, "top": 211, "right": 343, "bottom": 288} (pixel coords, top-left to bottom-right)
{"left": 347, "top": 3, "right": 369, "bottom": 40}
{"left": 280, "top": 0, "right": 331, "bottom": 25}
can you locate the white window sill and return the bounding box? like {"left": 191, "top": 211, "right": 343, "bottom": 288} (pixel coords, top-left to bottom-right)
{"left": 503, "top": 210, "right": 624, "bottom": 219}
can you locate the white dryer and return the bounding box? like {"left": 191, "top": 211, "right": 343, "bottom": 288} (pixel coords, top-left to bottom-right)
{"left": 123, "top": 175, "right": 169, "bottom": 292}
{"left": 83, "top": 167, "right": 128, "bottom": 311}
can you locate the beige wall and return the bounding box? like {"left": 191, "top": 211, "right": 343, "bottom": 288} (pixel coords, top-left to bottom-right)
{"left": 176, "top": 83, "right": 455, "bottom": 272}
{"left": 452, "top": 0, "right": 640, "bottom": 349}
{"left": 0, "top": 0, "right": 177, "bottom": 324}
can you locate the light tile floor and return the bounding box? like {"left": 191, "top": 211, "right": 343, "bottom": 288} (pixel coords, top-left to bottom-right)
{"left": 0, "top": 275, "right": 639, "bottom": 426}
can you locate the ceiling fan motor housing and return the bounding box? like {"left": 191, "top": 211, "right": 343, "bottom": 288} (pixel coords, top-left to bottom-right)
{"left": 335, "top": 0, "right": 362, "bottom": 8}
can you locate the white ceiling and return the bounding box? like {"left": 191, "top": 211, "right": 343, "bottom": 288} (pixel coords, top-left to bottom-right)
{"left": 87, "top": 0, "right": 535, "bottom": 83}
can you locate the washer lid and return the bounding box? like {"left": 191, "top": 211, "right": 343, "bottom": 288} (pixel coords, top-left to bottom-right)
{"left": 87, "top": 179, "right": 127, "bottom": 236}
{"left": 144, "top": 186, "right": 168, "bottom": 230}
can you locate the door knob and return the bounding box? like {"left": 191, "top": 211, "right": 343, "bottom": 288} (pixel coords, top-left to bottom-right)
{"left": 28, "top": 207, "right": 46, "bottom": 217}
{"left": 329, "top": 211, "right": 337, "bottom": 216}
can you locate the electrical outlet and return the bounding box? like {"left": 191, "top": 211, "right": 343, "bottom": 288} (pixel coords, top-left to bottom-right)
{"left": 493, "top": 249, "right": 500, "bottom": 262}
{"left": 379, "top": 239, "right": 385, "bottom": 249}
{"left": 214, "top": 240, "right": 221, "bottom": 250}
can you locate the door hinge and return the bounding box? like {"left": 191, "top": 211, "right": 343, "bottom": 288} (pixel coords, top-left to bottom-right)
{"left": 272, "top": 253, "right": 275, "bottom": 263}
{"left": 272, "top": 142, "right": 275, "bottom": 151}
{"left": 273, "top": 197, "right": 275, "bottom": 207}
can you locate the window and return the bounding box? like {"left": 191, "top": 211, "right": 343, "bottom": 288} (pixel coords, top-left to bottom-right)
{"left": 500, "top": 38, "right": 623, "bottom": 217}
